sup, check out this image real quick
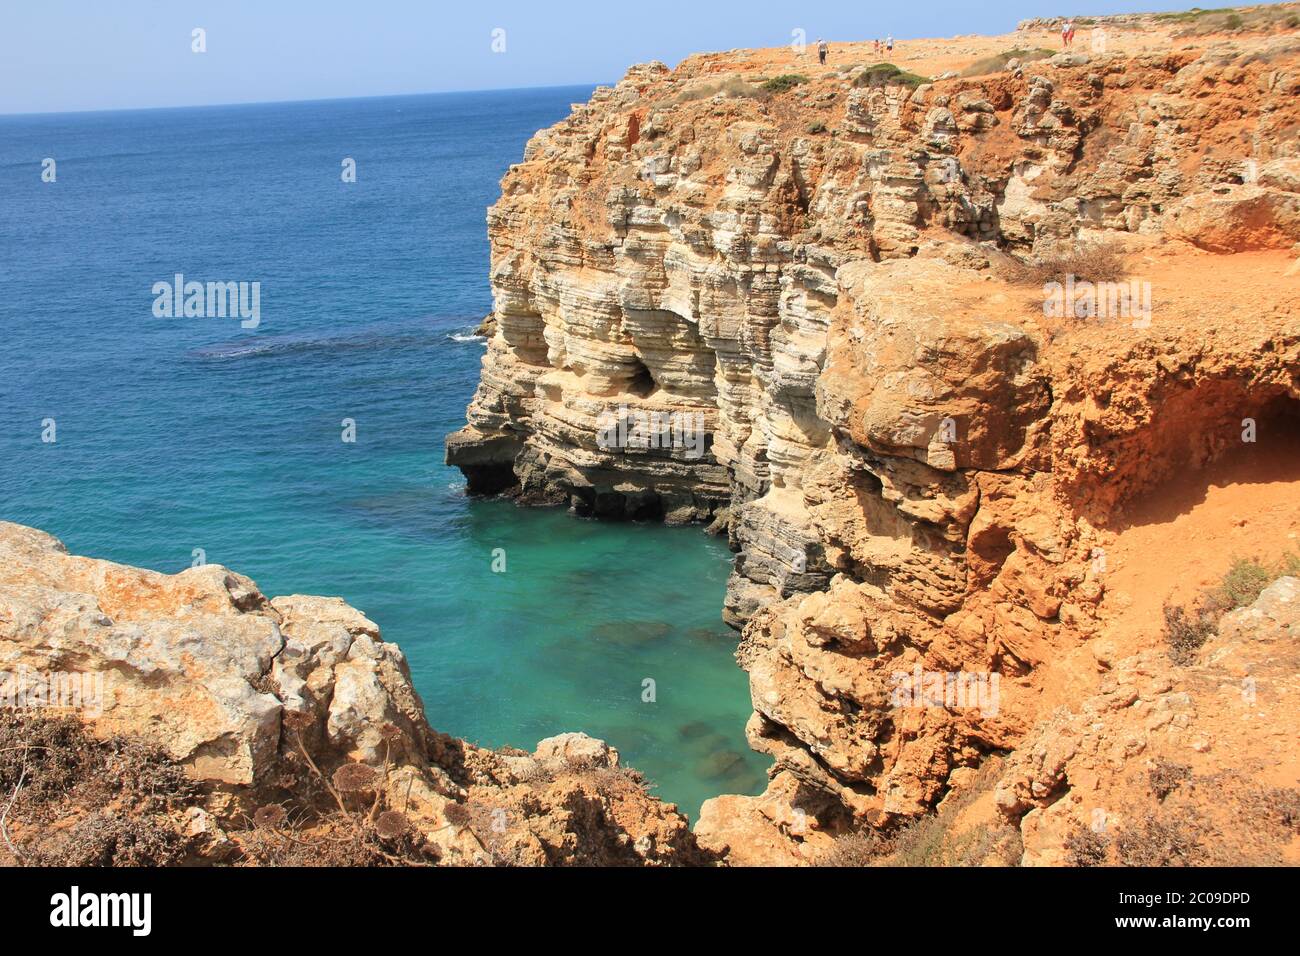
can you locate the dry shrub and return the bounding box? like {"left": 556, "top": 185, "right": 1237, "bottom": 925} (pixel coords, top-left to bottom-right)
{"left": 1148, "top": 760, "right": 1193, "bottom": 801}
{"left": 1064, "top": 822, "right": 1111, "bottom": 866}
{"left": 233, "top": 718, "right": 438, "bottom": 866}
{"left": 26, "top": 812, "right": 186, "bottom": 867}
{"left": 1004, "top": 241, "right": 1127, "bottom": 285}
{"left": 0, "top": 712, "right": 196, "bottom": 866}
{"left": 816, "top": 829, "right": 893, "bottom": 866}
{"left": 1113, "top": 816, "right": 1202, "bottom": 866}
{"left": 959, "top": 47, "right": 1054, "bottom": 77}
{"left": 1162, "top": 603, "right": 1219, "bottom": 665}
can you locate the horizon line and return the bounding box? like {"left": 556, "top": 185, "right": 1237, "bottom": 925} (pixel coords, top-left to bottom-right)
{"left": 0, "top": 79, "right": 614, "bottom": 121}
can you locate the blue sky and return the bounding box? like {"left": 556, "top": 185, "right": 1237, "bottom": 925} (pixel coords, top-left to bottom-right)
{"left": 4, "top": 0, "right": 1205, "bottom": 114}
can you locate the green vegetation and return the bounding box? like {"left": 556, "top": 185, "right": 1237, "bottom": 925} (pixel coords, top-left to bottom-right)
{"left": 1152, "top": 4, "right": 1297, "bottom": 33}
{"left": 1163, "top": 552, "right": 1300, "bottom": 664}
{"left": 761, "top": 73, "right": 809, "bottom": 93}
{"left": 805, "top": 120, "right": 828, "bottom": 134}
{"left": 853, "top": 62, "right": 930, "bottom": 89}
{"left": 1155, "top": 6, "right": 1238, "bottom": 21}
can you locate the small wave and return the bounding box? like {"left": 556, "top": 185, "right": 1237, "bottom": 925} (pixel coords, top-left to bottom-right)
{"left": 198, "top": 342, "right": 279, "bottom": 360}
{"left": 189, "top": 316, "right": 487, "bottom": 361}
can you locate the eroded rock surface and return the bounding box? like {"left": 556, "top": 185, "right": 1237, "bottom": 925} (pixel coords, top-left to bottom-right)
{"left": 0, "top": 523, "right": 704, "bottom": 866}
{"left": 448, "top": 12, "right": 1300, "bottom": 863}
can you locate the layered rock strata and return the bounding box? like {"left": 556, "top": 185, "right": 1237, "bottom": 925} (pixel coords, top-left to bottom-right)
{"left": 449, "top": 15, "right": 1300, "bottom": 862}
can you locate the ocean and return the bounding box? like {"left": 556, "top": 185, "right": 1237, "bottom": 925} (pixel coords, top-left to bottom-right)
{"left": 0, "top": 86, "right": 769, "bottom": 818}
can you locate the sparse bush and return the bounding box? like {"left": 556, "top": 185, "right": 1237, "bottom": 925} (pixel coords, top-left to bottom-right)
{"left": 806, "top": 121, "right": 828, "bottom": 134}
{"left": 1164, "top": 553, "right": 1299, "bottom": 664}
{"left": 1148, "top": 760, "right": 1193, "bottom": 800}
{"left": 816, "top": 829, "right": 892, "bottom": 866}
{"left": 1064, "top": 822, "right": 1111, "bottom": 866}
{"left": 853, "top": 63, "right": 930, "bottom": 89}
{"left": 762, "top": 73, "right": 809, "bottom": 93}
{"left": 1211, "top": 557, "right": 1275, "bottom": 611}
{"left": 960, "top": 48, "right": 1054, "bottom": 77}
{"left": 1163, "top": 602, "right": 1218, "bottom": 665}
{"left": 1004, "top": 241, "right": 1127, "bottom": 286}
{"left": 1113, "top": 817, "right": 1201, "bottom": 866}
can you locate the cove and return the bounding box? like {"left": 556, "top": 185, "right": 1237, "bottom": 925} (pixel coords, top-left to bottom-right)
{"left": 0, "top": 85, "right": 769, "bottom": 818}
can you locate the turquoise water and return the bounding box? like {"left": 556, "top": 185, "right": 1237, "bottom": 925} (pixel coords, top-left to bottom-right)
{"left": 0, "top": 88, "right": 768, "bottom": 817}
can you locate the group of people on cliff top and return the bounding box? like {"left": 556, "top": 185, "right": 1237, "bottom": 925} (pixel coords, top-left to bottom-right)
{"left": 1061, "top": 19, "right": 1077, "bottom": 46}
{"left": 813, "top": 35, "right": 892, "bottom": 65}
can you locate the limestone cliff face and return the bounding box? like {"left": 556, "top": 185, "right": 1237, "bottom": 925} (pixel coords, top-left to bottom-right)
{"left": 449, "top": 16, "right": 1300, "bottom": 863}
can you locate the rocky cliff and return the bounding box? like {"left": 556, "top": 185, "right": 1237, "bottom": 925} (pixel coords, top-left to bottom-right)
{"left": 0, "top": 522, "right": 704, "bottom": 866}
{"left": 449, "top": 9, "right": 1300, "bottom": 863}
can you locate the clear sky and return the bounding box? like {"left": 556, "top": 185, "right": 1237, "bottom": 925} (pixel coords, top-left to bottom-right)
{"left": 3, "top": 0, "right": 1206, "bottom": 115}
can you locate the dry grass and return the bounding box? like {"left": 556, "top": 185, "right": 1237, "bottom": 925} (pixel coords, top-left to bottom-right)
{"left": 673, "top": 77, "right": 765, "bottom": 103}
{"left": 815, "top": 755, "right": 1021, "bottom": 867}
{"left": 0, "top": 712, "right": 196, "bottom": 866}
{"left": 1003, "top": 241, "right": 1128, "bottom": 285}
{"left": 959, "top": 48, "right": 1055, "bottom": 77}
{"left": 1157, "top": 4, "right": 1300, "bottom": 34}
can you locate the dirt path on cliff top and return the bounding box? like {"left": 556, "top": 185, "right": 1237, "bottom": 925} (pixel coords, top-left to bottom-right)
{"left": 688, "top": 18, "right": 1259, "bottom": 80}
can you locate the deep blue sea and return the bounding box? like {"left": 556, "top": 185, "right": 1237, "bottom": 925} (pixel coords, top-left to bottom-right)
{"left": 0, "top": 88, "right": 768, "bottom": 817}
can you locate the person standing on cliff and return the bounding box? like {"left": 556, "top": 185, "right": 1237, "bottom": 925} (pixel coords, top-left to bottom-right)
{"left": 817, "top": 38, "right": 828, "bottom": 65}
{"left": 1062, "top": 20, "right": 1073, "bottom": 47}
{"left": 886, "top": 35, "right": 894, "bottom": 53}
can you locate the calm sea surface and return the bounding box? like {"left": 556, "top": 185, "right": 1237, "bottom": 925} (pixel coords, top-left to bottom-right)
{"left": 0, "top": 87, "right": 769, "bottom": 817}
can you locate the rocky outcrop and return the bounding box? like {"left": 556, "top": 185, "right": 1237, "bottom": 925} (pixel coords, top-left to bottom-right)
{"left": 995, "top": 577, "right": 1300, "bottom": 866}
{"left": 449, "top": 15, "right": 1300, "bottom": 864}
{"left": 0, "top": 522, "right": 704, "bottom": 866}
